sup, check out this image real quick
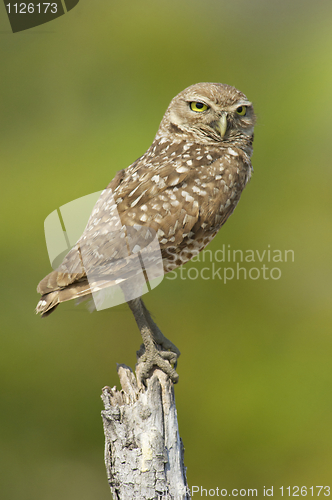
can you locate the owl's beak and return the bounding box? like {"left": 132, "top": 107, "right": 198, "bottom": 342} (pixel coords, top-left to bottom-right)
{"left": 215, "top": 114, "right": 227, "bottom": 138}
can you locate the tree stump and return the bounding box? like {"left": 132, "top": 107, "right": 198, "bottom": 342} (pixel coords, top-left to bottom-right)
{"left": 101, "top": 364, "right": 191, "bottom": 499}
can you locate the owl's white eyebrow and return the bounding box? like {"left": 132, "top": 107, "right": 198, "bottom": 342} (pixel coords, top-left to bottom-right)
{"left": 234, "top": 101, "right": 252, "bottom": 108}
{"left": 185, "top": 98, "right": 210, "bottom": 106}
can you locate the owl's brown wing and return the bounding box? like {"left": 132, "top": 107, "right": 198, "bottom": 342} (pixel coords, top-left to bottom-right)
{"left": 36, "top": 145, "right": 195, "bottom": 315}
{"left": 154, "top": 153, "right": 251, "bottom": 266}
{"left": 37, "top": 169, "right": 127, "bottom": 296}
{"left": 115, "top": 151, "right": 247, "bottom": 259}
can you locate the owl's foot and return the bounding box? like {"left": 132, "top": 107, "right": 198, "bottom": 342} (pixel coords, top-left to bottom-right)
{"left": 136, "top": 339, "right": 179, "bottom": 384}
{"left": 127, "top": 297, "right": 180, "bottom": 384}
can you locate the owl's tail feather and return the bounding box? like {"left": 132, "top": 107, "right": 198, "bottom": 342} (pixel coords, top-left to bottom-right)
{"left": 36, "top": 291, "right": 60, "bottom": 317}
{"left": 36, "top": 279, "right": 93, "bottom": 317}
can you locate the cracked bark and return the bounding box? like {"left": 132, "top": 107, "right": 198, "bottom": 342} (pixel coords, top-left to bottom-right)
{"left": 101, "top": 364, "right": 190, "bottom": 500}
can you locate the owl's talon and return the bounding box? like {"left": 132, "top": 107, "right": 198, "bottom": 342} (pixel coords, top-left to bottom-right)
{"left": 136, "top": 345, "right": 179, "bottom": 384}
{"left": 160, "top": 351, "right": 177, "bottom": 365}
{"left": 137, "top": 343, "right": 178, "bottom": 368}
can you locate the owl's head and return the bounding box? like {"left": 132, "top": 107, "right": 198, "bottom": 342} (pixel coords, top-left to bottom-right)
{"left": 157, "top": 82, "right": 256, "bottom": 152}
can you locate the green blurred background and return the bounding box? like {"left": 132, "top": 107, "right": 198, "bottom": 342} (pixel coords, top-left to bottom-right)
{"left": 1, "top": 1, "right": 332, "bottom": 498}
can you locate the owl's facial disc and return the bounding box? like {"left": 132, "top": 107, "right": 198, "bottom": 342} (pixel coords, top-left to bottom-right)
{"left": 157, "top": 83, "right": 255, "bottom": 151}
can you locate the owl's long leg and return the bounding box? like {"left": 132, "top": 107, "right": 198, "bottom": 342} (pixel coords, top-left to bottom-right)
{"left": 140, "top": 298, "right": 181, "bottom": 361}
{"left": 127, "top": 298, "right": 179, "bottom": 384}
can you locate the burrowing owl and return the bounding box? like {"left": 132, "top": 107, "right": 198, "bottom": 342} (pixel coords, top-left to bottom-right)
{"left": 36, "top": 82, "right": 256, "bottom": 383}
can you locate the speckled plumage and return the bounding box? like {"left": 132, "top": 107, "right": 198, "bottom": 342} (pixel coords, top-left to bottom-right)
{"left": 36, "top": 82, "right": 255, "bottom": 318}
{"left": 36, "top": 83, "right": 255, "bottom": 382}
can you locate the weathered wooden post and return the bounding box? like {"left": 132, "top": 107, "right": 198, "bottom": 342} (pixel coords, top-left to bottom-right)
{"left": 101, "top": 364, "right": 190, "bottom": 499}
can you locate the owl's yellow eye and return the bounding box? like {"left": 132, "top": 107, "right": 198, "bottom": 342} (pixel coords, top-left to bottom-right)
{"left": 236, "top": 106, "right": 247, "bottom": 116}
{"left": 190, "top": 102, "right": 209, "bottom": 112}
